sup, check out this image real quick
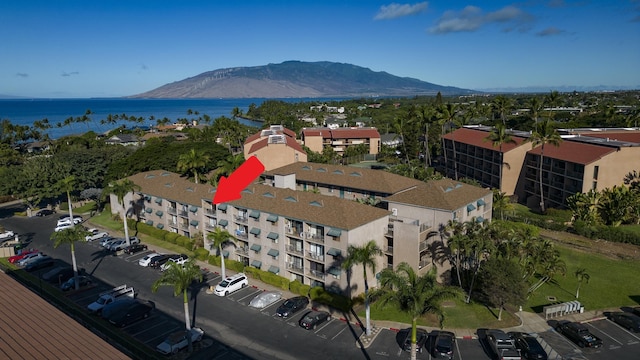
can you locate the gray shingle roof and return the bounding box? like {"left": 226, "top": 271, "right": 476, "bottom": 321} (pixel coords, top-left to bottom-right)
{"left": 264, "top": 162, "right": 422, "bottom": 195}
{"left": 384, "top": 179, "right": 492, "bottom": 210}
{"left": 127, "top": 170, "right": 390, "bottom": 230}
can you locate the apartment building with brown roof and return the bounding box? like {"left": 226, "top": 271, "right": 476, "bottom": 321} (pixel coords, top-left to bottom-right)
{"left": 442, "top": 126, "right": 640, "bottom": 209}
{"left": 111, "top": 166, "right": 492, "bottom": 288}
{"left": 301, "top": 127, "right": 380, "bottom": 155}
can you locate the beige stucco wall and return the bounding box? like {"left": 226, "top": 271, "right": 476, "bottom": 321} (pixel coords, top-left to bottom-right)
{"left": 584, "top": 147, "right": 640, "bottom": 192}
{"left": 303, "top": 135, "right": 324, "bottom": 153}
{"left": 502, "top": 144, "right": 531, "bottom": 195}
{"left": 251, "top": 144, "right": 308, "bottom": 171}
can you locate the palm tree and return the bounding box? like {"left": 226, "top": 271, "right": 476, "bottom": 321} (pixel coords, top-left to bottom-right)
{"left": 438, "top": 103, "right": 460, "bottom": 179}
{"left": 491, "top": 95, "right": 512, "bottom": 125}
{"left": 342, "top": 240, "right": 382, "bottom": 336}
{"left": 177, "top": 149, "right": 210, "bottom": 184}
{"left": 206, "top": 227, "right": 236, "bottom": 280}
{"left": 544, "top": 90, "right": 561, "bottom": 121}
{"left": 525, "top": 119, "right": 562, "bottom": 213}
{"left": 528, "top": 96, "right": 543, "bottom": 125}
{"left": 152, "top": 260, "right": 203, "bottom": 353}
{"left": 574, "top": 268, "right": 590, "bottom": 299}
{"left": 375, "top": 263, "right": 461, "bottom": 360}
{"left": 152, "top": 260, "right": 203, "bottom": 330}
{"left": 216, "top": 153, "right": 245, "bottom": 181}
{"left": 492, "top": 190, "right": 513, "bottom": 221}
{"left": 50, "top": 226, "right": 88, "bottom": 290}
{"left": 106, "top": 179, "right": 141, "bottom": 247}
{"left": 56, "top": 175, "right": 76, "bottom": 222}
{"left": 485, "top": 124, "right": 517, "bottom": 190}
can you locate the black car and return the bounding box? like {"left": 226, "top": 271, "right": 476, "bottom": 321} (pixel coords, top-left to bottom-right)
{"left": 101, "top": 298, "right": 137, "bottom": 320}
{"left": 60, "top": 275, "right": 93, "bottom": 291}
{"left": 123, "top": 243, "right": 148, "bottom": 255}
{"left": 632, "top": 307, "right": 640, "bottom": 317}
{"left": 276, "top": 296, "right": 309, "bottom": 318}
{"left": 24, "top": 255, "right": 55, "bottom": 272}
{"left": 608, "top": 312, "right": 640, "bottom": 332}
{"left": 509, "top": 332, "right": 548, "bottom": 360}
{"left": 401, "top": 328, "right": 428, "bottom": 353}
{"left": 35, "top": 209, "right": 55, "bottom": 217}
{"left": 433, "top": 330, "right": 456, "bottom": 359}
{"left": 42, "top": 266, "right": 75, "bottom": 284}
{"left": 149, "top": 254, "right": 172, "bottom": 269}
{"left": 555, "top": 321, "right": 603, "bottom": 348}
{"left": 299, "top": 310, "right": 331, "bottom": 330}
{"left": 106, "top": 299, "right": 155, "bottom": 327}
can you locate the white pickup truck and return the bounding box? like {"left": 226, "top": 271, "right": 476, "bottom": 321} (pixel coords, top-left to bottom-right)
{"left": 87, "top": 284, "right": 135, "bottom": 313}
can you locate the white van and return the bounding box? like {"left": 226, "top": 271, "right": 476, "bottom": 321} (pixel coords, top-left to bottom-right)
{"left": 214, "top": 273, "right": 248, "bottom": 296}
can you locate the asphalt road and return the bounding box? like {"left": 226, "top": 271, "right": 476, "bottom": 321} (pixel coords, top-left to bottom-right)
{"left": 3, "top": 205, "right": 640, "bottom": 360}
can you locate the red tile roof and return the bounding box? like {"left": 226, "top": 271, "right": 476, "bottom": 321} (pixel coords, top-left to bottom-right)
{"left": 579, "top": 132, "right": 640, "bottom": 144}
{"left": 527, "top": 140, "right": 616, "bottom": 165}
{"left": 247, "top": 137, "right": 305, "bottom": 154}
{"left": 442, "top": 127, "right": 527, "bottom": 152}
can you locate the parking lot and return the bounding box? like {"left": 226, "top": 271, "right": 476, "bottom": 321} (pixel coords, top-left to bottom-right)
{"left": 4, "top": 210, "right": 640, "bottom": 360}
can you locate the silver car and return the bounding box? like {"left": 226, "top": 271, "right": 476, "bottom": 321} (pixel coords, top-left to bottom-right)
{"left": 249, "top": 291, "right": 282, "bottom": 309}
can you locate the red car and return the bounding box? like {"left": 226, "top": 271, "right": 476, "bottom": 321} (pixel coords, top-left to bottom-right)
{"left": 9, "top": 249, "right": 39, "bottom": 264}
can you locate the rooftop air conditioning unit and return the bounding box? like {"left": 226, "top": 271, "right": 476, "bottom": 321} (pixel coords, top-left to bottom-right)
{"left": 392, "top": 208, "right": 398, "bottom": 216}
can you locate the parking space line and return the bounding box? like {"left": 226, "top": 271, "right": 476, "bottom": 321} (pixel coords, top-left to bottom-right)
{"left": 314, "top": 319, "right": 333, "bottom": 334}
{"left": 550, "top": 329, "right": 582, "bottom": 350}
{"left": 236, "top": 289, "right": 261, "bottom": 302}
{"left": 331, "top": 326, "right": 347, "bottom": 340}
{"left": 586, "top": 322, "right": 623, "bottom": 345}
{"left": 126, "top": 317, "right": 169, "bottom": 336}
{"left": 607, "top": 319, "right": 640, "bottom": 342}
{"left": 455, "top": 338, "right": 463, "bottom": 360}
{"left": 143, "top": 325, "right": 183, "bottom": 345}
{"left": 260, "top": 300, "right": 280, "bottom": 311}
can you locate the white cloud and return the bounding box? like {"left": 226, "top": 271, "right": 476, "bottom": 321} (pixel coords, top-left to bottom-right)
{"left": 429, "top": 5, "right": 534, "bottom": 34}
{"left": 374, "top": 2, "right": 428, "bottom": 20}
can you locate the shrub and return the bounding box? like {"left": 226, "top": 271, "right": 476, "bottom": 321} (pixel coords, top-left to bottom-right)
{"left": 164, "top": 232, "right": 180, "bottom": 244}
{"left": 226, "top": 259, "right": 245, "bottom": 273}
{"left": 208, "top": 255, "right": 221, "bottom": 267}
{"left": 194, "top": 248, "right": 210, "bottom": 261}
{"left": 289, "top": 280, "right": 311, "bottom": 297}
{"left": 309, "top": 287, "right": 352, "bottom": 312}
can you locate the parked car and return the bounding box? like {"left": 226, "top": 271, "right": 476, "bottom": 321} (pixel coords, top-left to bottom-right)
{"left": 24, "top": 255, "right": 55, "bottom": 272}
{"left": 42, "top": 266, "right": 76, "bottom": 284}
{"left": 509, "top": 332, "right": 548, "bottom": 360}
{"left": 35, "top": 209, "right": 55, "bottom": 217}
{"left": 214, "top": 273, "right": 248, "bottom": 296}
{"left": 607, "top": 312, "right": 640, "bottom": 332}
{"left": 0, "top": 229, "right": 15, "bottom": 240}
{"left": 106, "top": 299, "right": 155, "bottom": 327}
{"left": 60, "top": 275, "right": 93, "bottom": 291}
{"left": 99, "top": 236, "right": 117, "bottom": 247}
{"left": 276, "top": 296, "right": 309, "bottom": 318}
{"left": 299, "top": 310, "right": 331, "bottom": 330}
{"left": 149, "top": 254, "right": 172, "bottom": 269}
{"left": 138, "top": 252, "right": 163, "bottom": 267}
{"left": 102, "top": 238, "right": 121, "bottom": 250}
{"left": 160, "top": 254, "right": 189, "bottom": 271}
{"left": 123, "top": 243, "right": 148, "bottom": 254}
{"left": 54, "top": 223, "right": 74, "bottom": 232}
{"left": 401, "top": 328, "right": 428, "bottom": 353}
{"left": 101, "top": 298, "right": 137, "bottom": 320}
{"left": 8, "top": 249, "right": 39, "bottom": 263}
{"left": 632, "top": 307, "right": 640, "bottom": 317}
{"left": 433, "top": 330, "right": 456, "bottom": 359}
{"left": 17, "top": 252, "right": 46, "bottom": 266}
{"left": 59, "top": 214, "right": 83, "bottom": 221}
{"left": 85, "top": 228, "right": 109, "bottom": 242}
{"left": 156, "top": 327, "right": 204, "bottom": 355}
{"left": 249, "top": 291, "right": 282, "bottom": 309}
{"left": 56, "top": 216, "right": 82, "bottom": 226}
{"left": 555, "top": 321, "right": 603, "bottom": 348}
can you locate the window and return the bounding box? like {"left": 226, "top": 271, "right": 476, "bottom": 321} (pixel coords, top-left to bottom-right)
{"left": 593, "top": 165, "right": 599, "bottom": 180}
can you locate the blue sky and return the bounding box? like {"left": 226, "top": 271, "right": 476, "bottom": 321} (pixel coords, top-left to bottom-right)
{"left": 1, "top": 0, "right": 639, "bottom": 98}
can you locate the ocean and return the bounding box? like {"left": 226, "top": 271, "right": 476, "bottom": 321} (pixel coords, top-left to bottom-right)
{"left": 0, "top": 98, "right": 286, "bottom": 139}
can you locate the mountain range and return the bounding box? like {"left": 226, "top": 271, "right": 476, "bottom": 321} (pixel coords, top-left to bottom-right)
{"left": 130, "top": 61, "right": 476, "bottom": 99}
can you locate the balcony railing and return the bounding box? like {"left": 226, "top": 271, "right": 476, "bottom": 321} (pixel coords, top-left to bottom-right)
{"left": 168, "top": 220, "right": 178, "bottom": 227}
{"left": 236, "top": 247, "right": 249, "bottom": 255}
{"left": 307, "top": 251, "right": 325, "bottom": 262}
{"left": 303, "top": 232, "right": 325, "bottom": 243}
{"left": 234, "top": 230, "right": 248, "bottom": 239}
{"left": 205, "top": 208, "right": 215, "bottom": 216}
{"left": 419, "top": 240, "right": 429, "bottom": 252}
{"left": 286, "top": 245, "right": 304, "bottom": 255}
{"left": 178, "top": 210, "right": 189, "bottom": 217}
{"left": 385, "top": 245, "right": 393, "bottom": 254}
{"left": 286, "top": 263, "right": 304, "bottom": 273}
{"left": 418, "top": 259, "right": 431, "bottom": 270}
{"left": 234, "top": 215, "right": 248, "bottom": 223}
{"left": 205, "top": 223, "right": 216, "bottom": 230}
{"left": 308, "top": 269, "right": 326, "bottom": 280}
{"left": 167, "top": 207, "right": 177, "bottom": 215}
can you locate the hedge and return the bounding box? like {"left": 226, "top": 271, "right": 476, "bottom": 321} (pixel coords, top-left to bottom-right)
{"left": 289, "top": 280, "right": 311, "bottom": 297}
{"left": 309, "top": 286, "right": 352, "bottom": 312}
{"left": 194, "top": 248, "right": 209, "bottom": 261}
{"left": 243, "top": 267, "right": 290, "bottom": 290}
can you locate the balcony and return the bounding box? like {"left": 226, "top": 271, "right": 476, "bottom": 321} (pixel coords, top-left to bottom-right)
{"left": 308, "top": 269, "right": 326, "bottom": 280}
{"left": 286, "top": 245, "right": 304, "bottom": 256}
{"left": 234, "top": 215, "right": 248, "bottom": 223}
{"left": 307, "top": 251, "right": 325, "bottom": 262}
{"left": 234, "top": 230, "right": 248, "bottom": 240}
{"left": 167, "top": 207, "right": 177, "bottom": 215}
{"left": 286, "top": 263, "right": 304, "bottom": 273}
{"left": 236, "top": 247, "right": 249, "bottom": 255}
{"left": 303, "top": 232, "right": 325, "bottom": 243}
{"left": 418, "top": 259, "right": 431, "bottom": 270}
{"left": 205, "top": 208, "right": 216, "bottom": 216}
{"left": 385, "top": 245, "right": 393, "bottom": 254}
{"left": 419, "top": 240, "right": 429, "bottom": 252}
{"left": 168, "top": 220, "right": 178, "bottom": 227}
{"left": 178, "top": 210, "right": 189, "bottom": 217}
{"left": 205, "top": 223, "right": 216, "bottom": 230}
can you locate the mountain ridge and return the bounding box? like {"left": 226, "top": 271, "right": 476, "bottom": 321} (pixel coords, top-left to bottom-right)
{"left": 130, "top": 60, "right": 476, "bottom": 99}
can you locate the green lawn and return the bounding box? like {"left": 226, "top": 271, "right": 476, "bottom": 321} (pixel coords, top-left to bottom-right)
{"left": 525, "top": 244, "right": 640, "bottom": 312}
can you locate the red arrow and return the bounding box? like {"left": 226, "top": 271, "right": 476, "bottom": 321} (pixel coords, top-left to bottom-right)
{"left": 213, "top": 156, "right": 265, "bottom": 204}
